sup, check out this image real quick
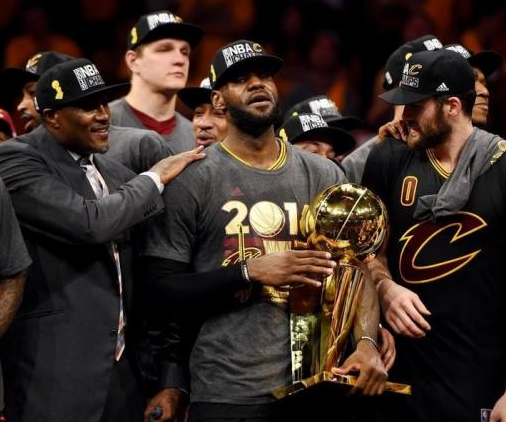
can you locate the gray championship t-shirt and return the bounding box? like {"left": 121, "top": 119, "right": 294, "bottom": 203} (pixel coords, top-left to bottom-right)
{"left": 143, "top": 141, "right": 346, "bottom": 405}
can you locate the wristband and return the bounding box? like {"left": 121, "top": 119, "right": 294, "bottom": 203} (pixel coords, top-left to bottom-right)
{"left": 240, "top": 260, "right": 251, "bottom": 283}
{"left": 357, "top": 335, "right": 379, "bottom": 349}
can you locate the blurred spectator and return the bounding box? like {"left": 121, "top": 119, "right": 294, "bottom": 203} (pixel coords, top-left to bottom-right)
{"left": 3, "top": 6, "right": 81, "bottom": 68}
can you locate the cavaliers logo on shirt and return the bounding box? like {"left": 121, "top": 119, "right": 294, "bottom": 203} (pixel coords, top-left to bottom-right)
{"left": 399, "top": 211, "right": 487, "bottom": 283}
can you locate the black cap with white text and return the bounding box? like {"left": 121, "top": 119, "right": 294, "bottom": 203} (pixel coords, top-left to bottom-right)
{"left": 379, "top": 49, "right": 475, "bottom": 105}
{"left": 208, "top": 40, "right": 283, "bottom": 89}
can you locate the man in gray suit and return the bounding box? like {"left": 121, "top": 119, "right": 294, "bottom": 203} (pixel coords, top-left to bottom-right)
{"left": 0, "top": 58, "right": 204, "bottom": 422}
{"left": 110, "top": 10, "right": 204, "bottom": 155}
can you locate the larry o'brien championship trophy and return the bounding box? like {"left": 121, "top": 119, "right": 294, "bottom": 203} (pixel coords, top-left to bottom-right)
{"left": 272, "top": 183, "right": 411, "bottom": 399}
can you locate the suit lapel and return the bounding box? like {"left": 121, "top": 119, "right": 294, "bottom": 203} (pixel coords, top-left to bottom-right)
{"left": 93, "top": 154, "right": 123, "bottom": 194}
{"left": 37, "top": 128, "right": 97, "bottom": 200}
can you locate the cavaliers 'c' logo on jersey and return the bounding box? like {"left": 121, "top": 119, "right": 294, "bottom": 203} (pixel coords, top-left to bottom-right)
{"left": 399, "top": 211, "right": 487, "bottom": 284}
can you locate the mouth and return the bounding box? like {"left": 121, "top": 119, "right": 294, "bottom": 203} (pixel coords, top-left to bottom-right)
{"left": 247, "top": 92, "right": 273, "bottom": 107}
{"left": 91, "top": 126, "right": 109, "bottom": 141}
{"left": 170, "top": 71, "right": 186, "bottom": 78}
{"left": 474, "top": 102, "right": 488, "bottom": 110}
{"left": 20, "top": 113, "right": 36, "bottom": 132}
{"left": 196, "top": 133, "right": 216, "bottom": 147}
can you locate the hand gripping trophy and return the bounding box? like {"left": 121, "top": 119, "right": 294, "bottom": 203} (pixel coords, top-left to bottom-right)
{"left": 273, "top": 183, "right": 410, "bottom": 399}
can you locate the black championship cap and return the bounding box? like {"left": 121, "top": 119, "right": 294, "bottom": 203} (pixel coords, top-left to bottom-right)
{"left": 127, "top": 10, "right": 204, "bottom": 50}
{"left": 208, "top": 40, "right": 283, "bottom": 89}
{"left": 383, "top": 35, "right": 443, "bottom": 90}
{"left": 0, "top": 51, "right": 74, "bottom": 101}
{"left": 285, "top": 95, "right": 363, "bottom": 131}
{"left": 380, "top": 49, "right": 475, "bottom": 105}
{"left": 34, "top": 58, "right": 129, "bottom": 112}
{"left": 178, "top": 77, "right": 212, "bottom": 109}
{"left": 277, "top": 113, "right": 356, "bottom": 155}
{"left": 444, "top": 44, "right": 503, "bottom": 78}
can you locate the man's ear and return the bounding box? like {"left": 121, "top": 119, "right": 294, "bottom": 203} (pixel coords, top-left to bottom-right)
{"left": 42, "top": 109, "right": 59, "bottom": 129}
{"left": 446, "top": 96, "right": 462, "bottom": 117}
{"left": 125, "top": 49, "right": 138, "bottom": 73}
{"left": 211, "top": 90, "right": 226, "bottom": 111}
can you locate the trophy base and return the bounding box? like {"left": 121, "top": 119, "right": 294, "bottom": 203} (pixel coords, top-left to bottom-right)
{"left": 272, "top": 371, "right": 411, "bottom": 400}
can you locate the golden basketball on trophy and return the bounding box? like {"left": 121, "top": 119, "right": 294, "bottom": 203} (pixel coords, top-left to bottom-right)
{"left": 273, "top": 183, "right": 411, "bottom": 399}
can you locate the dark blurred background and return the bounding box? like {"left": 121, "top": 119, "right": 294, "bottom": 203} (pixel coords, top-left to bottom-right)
{"left": 1, "top": 0, "right": 506, "bottom": 141}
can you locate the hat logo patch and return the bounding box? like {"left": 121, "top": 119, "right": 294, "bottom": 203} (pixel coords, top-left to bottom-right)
{"left": 308, "top": 98, "right": 337, "bottom": 116}
{"left": 401, "top": 63, "right": 421, "bottom": 88}
{"left": 51, "top": 80, "right": 63, "bottom": 100}
{"left": 446, "top": 45, "right": 471, "bottom": 59}
{"left": 407, "top": 64, "right": 422, "bottom": 75}
{"left": 222, "top": 43, "right": 260, "bottom": 67}
{"left": 73, "top": 64, "right": 104, "bottom": 91}
{"left": 26, "top": 53, "right": 42, "bottom": 73}
{"left": 130, "top": 27, "right": 138, "bottom": 46}
{"left": 300, "top": 114, "right": 326, "bottom": 131}
{"left": 147, "top": 13, "right": 182, "bottom": 30}
{"left": 422, "top": 38, "right": 442, "bottom": 51}
{"left": 27, "top": 53, "right": 42, "bottom": 67}
{"left": 436, "top": 82, "right": 449, "bottom": 92}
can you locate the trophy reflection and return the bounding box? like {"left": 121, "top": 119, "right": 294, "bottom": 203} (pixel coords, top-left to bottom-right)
{"left": 273, "top": 183, "right": 411, "bottom": 399}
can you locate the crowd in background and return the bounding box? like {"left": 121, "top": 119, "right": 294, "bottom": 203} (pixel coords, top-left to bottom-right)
{"left": 1, "top": 0, "right": 506, "bottom": 145}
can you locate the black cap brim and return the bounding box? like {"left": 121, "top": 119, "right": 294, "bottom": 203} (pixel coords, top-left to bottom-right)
{"left": 39, "top": 83, "right": 130, "bottom": 112}
{"left": 325, "top": 115, "right": 365, "bottom": 131}
{"left": 379, "top": 86, "right": 433, "bottom": 105}
{"left": 136, "top": 23, "right": 204, "bottom": 48}
{"left": 213, "top": 55, "right": 284, "bottom": 89}
{"left": 468, "top": 51, "right": 503, "bottom": 78}
{"left": 178, "top": 87, "right": 212, "bottom": 109}
{"left": 292, "top": 126, "right": 356, "bottom": 155}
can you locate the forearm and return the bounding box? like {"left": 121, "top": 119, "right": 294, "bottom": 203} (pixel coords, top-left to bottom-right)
{"left": 0, "top": 271, "right": 26, "bottom": 337}
{"left": 353, "top": 264, "right": 380, "bottom": 344}
{"left": 142, "top": 256, "right": 248, "bottom": 311}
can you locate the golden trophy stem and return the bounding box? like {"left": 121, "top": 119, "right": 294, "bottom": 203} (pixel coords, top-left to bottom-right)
{"left": 323, "top": 260, "right": 364, "bottom": 372}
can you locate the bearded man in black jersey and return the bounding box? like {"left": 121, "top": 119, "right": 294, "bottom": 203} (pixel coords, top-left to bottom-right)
{"left": 363, "top": 48, "right": 506, "bottom": 422}
{"left": 141, "top": 40, "right": 387, "bottom": 422}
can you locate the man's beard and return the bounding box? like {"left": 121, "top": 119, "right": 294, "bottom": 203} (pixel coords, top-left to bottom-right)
{"left": 407, "top": 105, "right": 452, "bottom": 151}
{"left": 227, "top": 102, "right": 280, "bottom": 137}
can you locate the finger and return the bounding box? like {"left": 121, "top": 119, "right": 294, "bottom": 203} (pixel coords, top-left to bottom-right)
{"left": 349, "top": 371, "right": 367, "bottom": 395}
{"left": 385, "top": 313, "right": 404, "bottom": 336}
{"left": 388, "top": 309, "right": 422, "bottom": 337}
{"left": 297, "top": 257, "right": 336, "bottom": 268}
{"left": 288, "top": 274, "right": 322, "bottom": 288}
{"left": 292, "top": 250, "right": 333, "bottom": 260}
{"left": 404, "top": 301, "right": 431, "bottom": 331}
{"left": 399, "top": 121, "right": 409, "bottom": 141}
{"left": 296, "top": 264, "right": 335, "bottom": 277}
{"left": 382, "top": 347, "right": 395, "bottom": 371}
{"left": 389, "top": 124, "right": 402, "bottom": 140}
{"left": 332, "top": 362, "right": 360, "bottom": 375}
{"left": 143, "top": 403, "right": 155, "bottom": 422}
{"left": 412, "top": 296, "right": 432, "bottom": 316}
{"left": 394, "top": 309, "right": 426, "bottom": 337}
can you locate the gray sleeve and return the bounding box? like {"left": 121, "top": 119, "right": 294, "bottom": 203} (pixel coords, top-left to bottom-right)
{"left": 0, "top": 146, "right": 164, "bottom": 245}
{"left": 141, "top": 177, "right": 198, "bottom": 263}
{"left": 342, "top": 136, "right": 378, "bottom": 184}
{"left": 0, "top": 178, "right": 31, "bottom": 278}
{"left": 139, "top": 132, "right": 171, "bottom": 171}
